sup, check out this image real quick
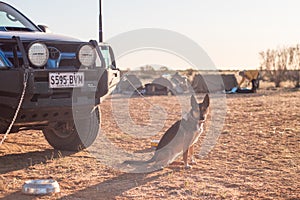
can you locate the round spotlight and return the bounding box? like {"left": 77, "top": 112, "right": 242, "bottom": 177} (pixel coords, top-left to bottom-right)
{"left": 78, "top": 44, "right": 96, "bottom": 67}
{"left": 28, "top": 43, "right": 49, "bottom": 67}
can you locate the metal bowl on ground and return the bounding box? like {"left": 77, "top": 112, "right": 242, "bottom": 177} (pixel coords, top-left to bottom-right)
{"left": 151, "top": 139, "right": 160, "bottom": 149}
{"left": 22, "top": 179, "right": 60, "bottom": 195}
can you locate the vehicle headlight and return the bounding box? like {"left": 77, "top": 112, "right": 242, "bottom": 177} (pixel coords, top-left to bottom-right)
{"left": 78, "top": 44, "right": 96, "bottom": 67}
{"left": 28, "top": 43, "right": 49, "bottom": 67}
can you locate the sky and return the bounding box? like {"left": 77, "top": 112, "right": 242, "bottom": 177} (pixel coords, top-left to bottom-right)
{"left": 3, "top": 0, "right": 300, "bottom": 70}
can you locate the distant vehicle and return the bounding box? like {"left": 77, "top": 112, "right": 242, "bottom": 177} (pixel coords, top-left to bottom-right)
{"left": 0, "top": 2, "right": 120, "bottom": 150}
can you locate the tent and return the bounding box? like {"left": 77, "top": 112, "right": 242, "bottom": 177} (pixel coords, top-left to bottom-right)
{"left": 191, "top": 74, "right": 238, "bottom": 93}
{"left": 144, "top": 73, "right": 190, "bottom": 95}
{"left": 145, "top": 77, "right": 174, "bottom": 95}
{"left": 170, "top": 72, "right": 189, "bottom": 93}
{"left": 116, "top": 74, "right": 143, "bottom": 94}
{"left": 221, "top": 74, "right": 238, "bottom": 91}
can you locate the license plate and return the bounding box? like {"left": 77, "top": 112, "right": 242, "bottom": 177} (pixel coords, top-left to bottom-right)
{"left": 49, "top": 72, "right": 84, "bottom": 88}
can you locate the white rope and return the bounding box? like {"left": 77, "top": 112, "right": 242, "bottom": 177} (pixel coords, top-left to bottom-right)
{"left": 0, "top": 71, "right": 28, "bottom": 146}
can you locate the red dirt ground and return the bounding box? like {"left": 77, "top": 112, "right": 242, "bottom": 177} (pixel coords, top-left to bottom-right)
{"left": 0, "top": 88, "right": 299, "bottom": 199}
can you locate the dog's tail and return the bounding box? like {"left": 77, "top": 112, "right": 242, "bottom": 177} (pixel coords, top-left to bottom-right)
{"left": 123, "top": 156, "right": 155, "bottom": 165}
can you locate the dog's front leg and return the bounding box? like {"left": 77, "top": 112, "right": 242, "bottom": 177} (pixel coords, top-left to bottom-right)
{"left": 183, "top": 149, "right": 191, "bottom": 169}
{"left": 183, "top": 132, "right": 194, "bottom": 169}
{"left": 189, "top": 145, "right": 196, "bottom": 164}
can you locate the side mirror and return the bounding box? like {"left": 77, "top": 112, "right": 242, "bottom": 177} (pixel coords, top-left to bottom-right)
{"left": 110, "top": 64, "right": 119, "bottom": 71}
{"left": 38, "top": 25, "right": 51, "bottom": 33}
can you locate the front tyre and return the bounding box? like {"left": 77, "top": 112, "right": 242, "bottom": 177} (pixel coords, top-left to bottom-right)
{"left": 42, "top": 107, "right": 100, "bottom": 151}
{"left": 0, "top": 120, "right": 9, "bottom": 134}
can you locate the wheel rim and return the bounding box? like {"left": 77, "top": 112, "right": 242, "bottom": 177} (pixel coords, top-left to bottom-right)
{"left": 49, "top": 122, "right": 74, "bottom": 139}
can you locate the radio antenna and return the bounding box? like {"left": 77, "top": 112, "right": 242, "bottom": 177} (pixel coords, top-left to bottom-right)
{"left": 99, "top": 0, "right": 103, "bottom": 42}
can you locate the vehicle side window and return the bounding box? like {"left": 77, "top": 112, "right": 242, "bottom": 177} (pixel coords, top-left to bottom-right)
{"left": 100, "top": 48, "right": 112, "bottom": 69}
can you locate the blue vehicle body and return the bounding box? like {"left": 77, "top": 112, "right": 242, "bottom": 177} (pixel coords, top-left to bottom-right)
{"left": 0, "top": 1, "right": 116, "bottom": 151}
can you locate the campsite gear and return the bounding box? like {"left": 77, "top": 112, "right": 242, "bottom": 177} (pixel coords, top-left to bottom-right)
{"left": 226, "top": 87, "right": 255, "bottom": 94}
{"left": 170, "top": 72, "right": 189, "bottom": 92}
{"left": 236, "top": 88, "right": 254, "bottom": 93}
{"left": 124, "top": 76, "right": 182, "bottom": 116}
{"left": 145, "top": 83, "right": 173, "bottom": 96}
{"left": 151, "top": 139, "right": 160, "bottom": 149}
{"left": 231, "top": 87, "right": 238, "bottom": 93}
{"left": 22, "top": 179, "right": 60, "bottom": 195}
{"left": 252, "top": 79, "right": 260, "bottom": 92}
{"left": 191, "top": 74, "right": 238, "bottom": 93}
{"left": 238, "top": 70, "right": 260, "bottom": 92}
{"left": 116, "top": 74, "right": 143, "bottom": 94}
{"left": 118, "top": 73, "right": 189, "bottom": 95}
{"left": 145, "top": 76, "right": 174, "bottom": 96}
{"left": 238, "top": 70, "right": 260, "bottom": 86}
{"left": 226, "top": 87, "right": 238, "bottom": 94}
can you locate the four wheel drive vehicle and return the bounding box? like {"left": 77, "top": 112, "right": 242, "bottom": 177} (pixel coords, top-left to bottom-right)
{"left": 0, "top": 2, "right": 120, "bottom": 151}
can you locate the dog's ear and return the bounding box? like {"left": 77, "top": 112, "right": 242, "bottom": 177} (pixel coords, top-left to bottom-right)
{"left": 203, "top": 94, "right": 210, "bottom": 108}
{"left": 191, "top": 95, "right": 198, "bottom": 110}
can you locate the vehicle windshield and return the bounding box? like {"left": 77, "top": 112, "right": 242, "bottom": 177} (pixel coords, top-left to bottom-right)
{"left": 0, "top": 2, "right": 39, "bottom": 32}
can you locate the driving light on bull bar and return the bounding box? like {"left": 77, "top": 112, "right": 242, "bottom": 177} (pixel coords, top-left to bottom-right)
{"left": 28, "top": 43, "right": 49, "bottom": 67}
{"left": 78, "top": 44, "right": 96, "bottom": 67}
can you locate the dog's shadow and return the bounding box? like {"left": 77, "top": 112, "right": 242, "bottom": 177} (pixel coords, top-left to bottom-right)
{"left": 133, "top": 147, "right": 154, "bottom": 154}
